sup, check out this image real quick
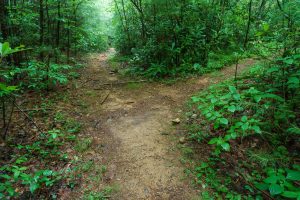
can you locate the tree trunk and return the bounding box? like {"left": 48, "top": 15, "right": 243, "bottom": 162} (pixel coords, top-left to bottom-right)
{"left": 39, "top": 0, "right": 44, "bottom": 61}
{"left": 56, "top": 0, "right": 61, "bottom": 62}
{"left": 0, "top": 0, "right": 8, "bottom": 40}
{"left": 244, "top": 0, "right": 252, "bottom": 49}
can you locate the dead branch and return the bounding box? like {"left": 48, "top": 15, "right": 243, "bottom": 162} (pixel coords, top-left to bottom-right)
{"left": 94, "top": 80, "right": 147, "bottom": 90}
{"left": 11, "top": 99, "right": 44, "bottom": 133}
{"left": 101, "top": 91, "right": 110, "bottom": 105}
{"left": 2, "top": 98, "right": 15, "bottom": 139}
{"left": 14, "top": 108, "right": 53, "bottom": 112}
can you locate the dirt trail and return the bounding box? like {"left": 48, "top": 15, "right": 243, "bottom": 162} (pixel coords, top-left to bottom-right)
{"left": 71, "top": 49, "right": 255, "bottom": 200}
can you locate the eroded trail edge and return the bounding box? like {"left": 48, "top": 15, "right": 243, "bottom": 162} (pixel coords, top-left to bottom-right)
{"left": 70, "top": 50, "right": 255, "bottom": 200}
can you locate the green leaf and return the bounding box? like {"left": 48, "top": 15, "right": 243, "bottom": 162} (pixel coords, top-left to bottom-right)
{"left": 224, "top": 134, "right": 231, "bottom": 141}
{"left": 221, "top": 142, "right": 230, "bottom": 151}
{"left": 256, "top": 31, "right": 263, "bottom": 36}
{"left": 281, "top": 191, "right": 299, "bottom": 198}
{"left": 288, "top": 77, "right": 299, "bottom": 84}
{"left": 7, "top": 187, "right": 15, "bottom": 196}
{"left": 0, "top": 42, "right": 27, "bottom": 58}
{"left": 228, "top": 105, "right": 236, "bottom": 112}
{"left": 191, "top": 96, "right": 201, "bottom": 102}
{"left": 293, "top": 164, "right": 300, "bottom": 171}
{"left": 241, "top": 116, "right": 248, "bottom": 122}
{"left": 30, "top": 182, "right": 39, "bottom": 193}
{"left": 264, "top": 175, "right": 278, "bottom": 184}
{"left": 18, "top": 167, "right": 27, "bottom": 171}
{"left": 233, "top": 93, "right": 240, "bottom": 101}
{"left": 263, "top": 23, "right": 270, "bottom": 31}
{"left": 220, "top": 118, "right": 229, "bottom": 125}
{"left": 284, "top": 180, "right": 298, "bottom": 191}
{"left": 241, "top": 122, "right": 249, "bottom": 131}
{"left": 211, "top": 98, "right": 217, "bottom": 104}
{"left": 14, "top": 170, "right": 20, "bottom": 179}
{"left": 267, "top": 67, "right": 280, "bottom": 73}
{"left": 0, "top": 174, "right": 11, "bottom": 179}
{"left": 252, "top": 126, "right": 262, "bottom": 134}
{"left": 288, "top": 77, "right": 300, "bottom": 89}
{"left": 287, "top": 126, "right": 300, "bottom": 135}
{"left": 261, "top": 93, "right": 284, "bottom": 102}
{"left": 0, "top": 42, "right": 10, "bottom": 56}
{"left": 254, "top": 96, "right": 262, "bottom": 103}
{"left": 269, "top": 183, "right": 284, "bottom": 195}
{"left": 208, "top": 138, "right": 219, "bottom": 144}
{"left": 230, "top": 132, "right": 237, "bottom": 139}
{"left": 15, "top": 157, "right": 28, "bottom": 164}
{"left": 286, "top": 170, "right": 300, "bottom": 181}
{"left": 284, "top": 58, "right": 294, "bottom": 65}
{"left": 43, "top": 170, "right": 53, "bottom": 176}
{"left": 255, "top": 183, "right": 269, "bottom": 190}
{"left": 229, "top": 86, "right": 237, "bottom": 94}
{"left": 193, "top": 63, "right": 201, "bottom": 70}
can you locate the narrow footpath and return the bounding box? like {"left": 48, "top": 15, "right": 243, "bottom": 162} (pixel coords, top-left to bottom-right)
{"left": 65, "top": 49, "right": 255, "bottom": 199}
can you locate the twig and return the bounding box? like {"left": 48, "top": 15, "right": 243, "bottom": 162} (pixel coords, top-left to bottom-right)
{"left": 3, "top": 98, "right": 15, "bottom": 140}
{"left": 235, "top": 59, "right": 239, "bottom": 88}
{"left": 101, "top": 91, "right": 110, "bottom": 105}
{"left": 94, "top": 80, "right": 147, "bottom": 89}
{"left": 94, "top": 120, "right": 101, "bottom": 128}
{"left": 11, "top": 99, "right": 44, "bottom": 133}
{"left": 14, "top": 108, "right": 53, "bottom": 112}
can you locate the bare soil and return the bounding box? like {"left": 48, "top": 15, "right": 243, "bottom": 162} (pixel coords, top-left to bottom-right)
{"left": 65, "top": 49, "right": 255, "bottom": 200}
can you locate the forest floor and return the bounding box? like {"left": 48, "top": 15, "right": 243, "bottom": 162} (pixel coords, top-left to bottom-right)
{"left": 62, "top": 49, "right": 255, "bottom": 200}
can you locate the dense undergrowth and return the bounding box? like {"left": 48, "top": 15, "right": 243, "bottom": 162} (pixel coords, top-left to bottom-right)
{"left": 0, "top": 0, "right": 113, "bottom": 198}
{"left": 123, "top": 50, "right": 251, "bottom": 79}
{"left": 113, "top": 0, "right": 299, "bottom": 79}
{"left": 184, "top": 53, "right": 300, "bottom": 199}
{"left": 0, "top": 42, "right": 110, "bottom": 198}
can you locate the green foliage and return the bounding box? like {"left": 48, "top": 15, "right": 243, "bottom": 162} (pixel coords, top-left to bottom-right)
{"left": 187, "top": 51, "right": 300, "bottom": 198}
{"left": 0, "top": 164, "right": 62, "bottom": 198}
{"left": 10, "top": 61, "right": 73, "bottom": 90}
{"left": 0, "top": 128, "right": 74, "bottom": 198}
{"left": 0, "top": 42, "right": 25, "bottom": 96}
{"left": 0, "top": 1, "right": 112, "bottom": 198}
{"left": 75, "top": 138, "right": 92, "bottom": 153}
{"left": 194, "top": 160, "right": 249, "bottom": 199}
{"left": 2, "top": 1, "right": 110, "bottom": 60}
{"left": 0, "top": 42, "right": 76, "bottom": 92}
{"left": 0, "top": 42, "right": 26, "bottom": 60}
{"left": 254, "top": 166, "right": 300, "bottom": 198}
{"left": 114, "top": 0, "right": 247, "bottom": 77}
{"left": 113, "top": 0, "right": 300, "bottom": 78}
{"left": 84, "top": 186, "right": 114, "bottom": 200}
{"left": 0, "top": 83, "right": 17, "bottom": 97}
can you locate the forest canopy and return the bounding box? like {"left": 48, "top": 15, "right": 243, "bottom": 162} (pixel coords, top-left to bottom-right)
{"left": 0, "top": 0, "right": 112, "bottom": 62}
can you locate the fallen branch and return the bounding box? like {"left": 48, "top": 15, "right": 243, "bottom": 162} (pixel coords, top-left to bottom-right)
{"left": 101, "top": 91, "right": 110, "bottom": 105}
{"left": 14, "top": 108, "right": 53, "bottom": 112}
{"left": 94, "top": 80, "right": 147, "bottom": 90}
{"left": 11, "top": 99, "right": 44, "bottom": 133}
{"left": 2, "top": 98, "right": 15, "bottom": 140}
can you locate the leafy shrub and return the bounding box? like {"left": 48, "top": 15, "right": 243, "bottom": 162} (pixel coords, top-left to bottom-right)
{"left": 254, "top": 166, "right": 300, "bottom": 198}
{"left": 10, "top": 61, "right": 72, "bottom": 90}
{"left": 187, "top": 53, "right": 300, "bottom": 198}
{"left": 0, "top": 128, "right": 74, "bottom": 198}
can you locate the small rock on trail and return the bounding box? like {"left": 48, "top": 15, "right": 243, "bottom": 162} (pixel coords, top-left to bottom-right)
{"left": 172, "top": 118, "right": 181, "bottom": 125}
